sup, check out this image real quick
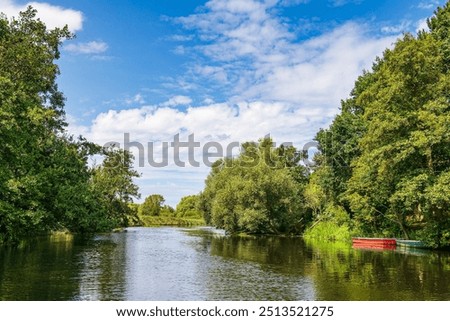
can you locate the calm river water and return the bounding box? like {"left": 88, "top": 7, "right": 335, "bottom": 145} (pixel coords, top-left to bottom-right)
{"left": 0, "top": 227, "right": 449, "bottom": 300}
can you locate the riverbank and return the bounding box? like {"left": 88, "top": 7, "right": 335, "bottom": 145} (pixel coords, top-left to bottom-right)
{"left": 303, "top": 220, "right": 353, "bottom": 243}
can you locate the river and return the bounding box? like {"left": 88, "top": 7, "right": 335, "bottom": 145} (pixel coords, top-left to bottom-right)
{"left": 0, "top": 227, "right": 449, "bottom": 300}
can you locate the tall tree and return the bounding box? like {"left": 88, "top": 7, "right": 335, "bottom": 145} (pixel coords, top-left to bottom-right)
{"left": 200, "top": 137, "right": 309, "bottom": 234}
{"left": 140, "top": 194, "right": 165, "bottom": 216}
{"left": 176, "top": 195, "right": 202, "bottom": 218}
{"left": 0, "top": 8, "right": 141, "bottom": 242}
{"left": 0, "top": 7, "right": 74, "bottom": 241}
{"left": 91, "top": 148, "right": 141, "bottom": 227}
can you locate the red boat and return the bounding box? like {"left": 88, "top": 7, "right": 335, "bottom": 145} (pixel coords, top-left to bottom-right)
{"left": 352, "top": 237, "right": 396, "bottom": 250}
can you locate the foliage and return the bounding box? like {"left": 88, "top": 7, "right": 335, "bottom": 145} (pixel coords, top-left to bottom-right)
{"left": 309, "top": 2, "right": 450, "bottom": 247}
{"left": 199, "top": 137, "right": 310, "bottom": 234}
{"left": 303, "top": 221, "right": 351, "bottom": 243}
{"left": 345, "top": 25, "right": 450, "bottom": 245}
{"left": 91, "top": 148, "right": 141, "bottom": 228}
{"left": 140, "top": 216, "right": 205, "bottom": 227}
{"left": 175, "top": 195, "right": 202, "bottom": 218}
{"left": 303, "top": 172, "right": 327, "bottom": 217}
{"left": 0, "top": 8, "right": 140, "bottom": 243}
{"left": 140, "top": 194, "right": 165, "bottom": 216}
{"left": 160, "top": 205, "right": 176, "bottom": 217}
{"left": 303, "top": 205, "right": 353, "bottom": 242}
{"left": 127, "top": 203, "right": 142, "bottom": 226}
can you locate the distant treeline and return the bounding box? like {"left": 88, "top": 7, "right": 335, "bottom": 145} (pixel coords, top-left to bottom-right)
{"left": 134, "top": 194, "right": 204, "bottom": 226}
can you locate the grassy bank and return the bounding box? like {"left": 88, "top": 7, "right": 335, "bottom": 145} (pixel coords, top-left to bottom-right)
{"left": 140, "top": 216, "right": 205, "bottom": 227}
{"left": 302, "top": 205, "right": 354, "bottom": 243}
{"left": 303, "top": 221, "right": 352, "bottom": 243}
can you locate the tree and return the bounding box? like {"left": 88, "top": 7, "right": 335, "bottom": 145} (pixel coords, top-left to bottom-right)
{"left": 160, "top": 205, "right": 175, "bottom": 217}
{"left": 345, "top": 29, "right": 450, "bottom": 241}
{"left": 0, "top": 7, "right": 86, "bottom": 242}
{"left": 176, "top": 195, "right": 202, "bottom": 218}
{"left": 199, "top": 137, "right": 309, "bottom": 234}
{"left": 91, "top": 147, "right": 141, "bottom": 227}
{"left": 304, "top": 173, "right": 326, "bottom": 218}
{"left": 141, "top": 194, "right": 165, "bottom": 216}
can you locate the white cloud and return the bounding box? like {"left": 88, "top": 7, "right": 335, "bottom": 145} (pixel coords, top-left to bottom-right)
{"left": 161, "top": 95, "right": 193, "bottom": 107}
{"left": 279, "top": 0, "right": 310, "bottom": 6}
{"left": 195, "top": 65, "right": 228, "bottom": 83}
{"left": 203, "top": 98, "right": 215, "bottom": 104}
{"left": 172, "top": 45, "right": 186, "bottom": 55}
{"left": 177, "top": 0, "right": 396, "bottom": 108}
{"left": 381, "top": 20, "right": 411, "bottom": 34}
{"left": 64, "top": 41, "right": 109, "bottom": 54}
{"left": 125, "top": 94, "right": 146, "bottom": 105}
{"left": 0, "top": 0, "right": 83, "bottom": 32}
{"left": 417, "top": 0, "right": 440, "bottom": 9}
{"left": 169, "top": 34, "right": 194, "bottom": 41}
{"left": 329, "top": 0, "right": 362, "bottom": 7}
{"left": 416, "top": 18, "right": 430, "bottom": 32}
{"left": 67, "top": 100, "right": 326, "bottom": 205}
{"left": 244, "top": 23, "right": 396, "bottom": 108}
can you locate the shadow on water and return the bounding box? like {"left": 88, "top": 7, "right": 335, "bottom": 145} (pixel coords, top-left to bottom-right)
{"left": 75, "top": 233, "right": 127, "bottom": 300}
{"left": 0, "top": 234, "right": 81, "bottom": 300}
{"left": 304, "top": 240, "right": 450, "bottom": 300}
{"left": 0, "top": 233, "right": 127, "bottom": 300}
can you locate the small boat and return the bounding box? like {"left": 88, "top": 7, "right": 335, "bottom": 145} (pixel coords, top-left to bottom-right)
{"left": 352, "top": 237, "right": 397, "bottom": 250}
{"left": 396, "top": 239, "right": 427, "bottom": 249}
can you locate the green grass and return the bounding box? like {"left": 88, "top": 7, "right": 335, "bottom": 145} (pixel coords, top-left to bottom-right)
{"left": 140, "top": 216, "right": 205, "bottom": 227}
{"left": 303, "top": 221, "right": 352, "bottom": 243}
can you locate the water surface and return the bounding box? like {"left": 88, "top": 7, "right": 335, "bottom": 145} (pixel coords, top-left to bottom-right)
{"left": 0, "top": 227, "right": 449, "bottom": 300}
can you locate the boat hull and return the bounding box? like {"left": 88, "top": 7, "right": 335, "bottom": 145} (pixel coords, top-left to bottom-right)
{"left": 352, "top": 237, "right": 397, "bottom": 250}
{"left": 396, "top": 240, "right": 427, "bottom": 248}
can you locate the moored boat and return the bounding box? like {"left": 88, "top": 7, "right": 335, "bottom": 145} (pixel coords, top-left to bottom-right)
{"left": 352, "top": 237, "right": 397, "bottom": 250}
{"left": 396, "top": 239, "right": 427, "bottom": 249}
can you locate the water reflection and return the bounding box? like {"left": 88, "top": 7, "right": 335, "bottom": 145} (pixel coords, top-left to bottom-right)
{"left": 0, "top": 227, "right": 449, "bottom": 300}
{"left": 304, "top": 240, "right": 450, "bottom": 300}
{"left": 76, "top": 233, "right": 127, "bottom": 300}
{"left": 0, "top": 234, "right": 80, "bottom": 300}
{"left": 205, "top": 234, "right": 315, "bottom": 300}
{"left": 122, "top": 227, "right": 206, "bottom": 300}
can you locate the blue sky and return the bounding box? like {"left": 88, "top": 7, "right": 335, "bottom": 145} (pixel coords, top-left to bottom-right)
{"left": 1, "top": 0, "right": 446, "bottom": 206}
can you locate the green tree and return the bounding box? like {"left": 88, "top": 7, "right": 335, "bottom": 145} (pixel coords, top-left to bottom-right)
{"left": 304, "top": 173, "right": 326, "bottom": 218}
{"left": 345, "top": 30, "right": 450, "bottom": 242}
{"left": 0, "top": 7, "right": 97, "bottom": 241}
{"left": 160, "top": 205, "right": 175, "bottom": 217}
{"left": 91, "top": 148, "right": 141, "bottom": 227}
{"left": 176, "top": 195, "right": 203, "bottom": 218}
{"left": 308, "top": 2, "right": 450, "bottom": 247}
{"left": 141, "top": 194, "right": 165, "bottom": 216}
{"left": 200, "top": 137, "right": 309, "bottom": 234}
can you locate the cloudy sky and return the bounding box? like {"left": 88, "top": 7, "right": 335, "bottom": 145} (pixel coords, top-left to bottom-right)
{"left": 0, "top": 0, "right": 445, "bottom": 206}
